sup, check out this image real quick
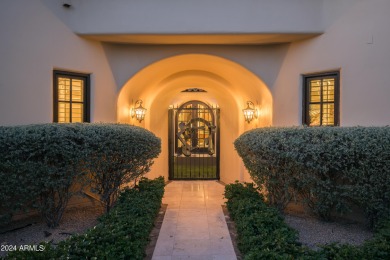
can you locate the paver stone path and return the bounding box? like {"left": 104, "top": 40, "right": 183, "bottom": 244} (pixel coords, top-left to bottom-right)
{"left": 152, "top": 181, "right": 237, "bottom": 260}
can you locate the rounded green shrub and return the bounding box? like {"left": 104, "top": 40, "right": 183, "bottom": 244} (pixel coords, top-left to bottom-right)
{"left": 0, "top": 124, "right": 85, "bottom": 227}
{"left": 0, "top": 123, "right": 161, "bottom": 227}
{"left": 234, "top": 126, "right": 390, "bottom": 226}
{"left": 77, "top": 123, "right": 161, "bottom": 212}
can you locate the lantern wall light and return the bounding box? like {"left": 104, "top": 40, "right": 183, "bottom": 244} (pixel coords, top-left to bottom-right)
{"left": 243, "top": 101, "right": 258, "bottom": 123}
{"left": 130, "top": 99, "right": 147, "bottom": 123}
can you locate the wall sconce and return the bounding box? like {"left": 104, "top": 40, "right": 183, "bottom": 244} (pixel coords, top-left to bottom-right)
{"left": 243, "top": 101, "right": 258, "bottom": 123}
{"left": 130, "top": 100, "right": 147, "bottom": 123}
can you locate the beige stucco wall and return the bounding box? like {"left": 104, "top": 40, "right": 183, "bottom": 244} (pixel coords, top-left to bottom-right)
{"left": 0, "top": 0, "right": 117, "bottom": 125}
{"left": 41, "top": 0, "right": 323, "bottom": 35}
{"left": 273, "top": 0, "right": 390, "bottom": 126}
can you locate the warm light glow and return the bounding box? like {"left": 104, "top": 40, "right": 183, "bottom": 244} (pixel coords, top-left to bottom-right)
{"left": 57, "top": 77, "right": 84, "bottom": 123}
{"left": 130, "top": 99, "right": 147, "bottom": 123}
{"left": 309, "top": 78, "right": 335, "bottom": 126}
{"left": 116, "top": 54, "right": 273, "bottom": 183}
{"left": 243, "top": 101, "right": 258, "bottom": 123}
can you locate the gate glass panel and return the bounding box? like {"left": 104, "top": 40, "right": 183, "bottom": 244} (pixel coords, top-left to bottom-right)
{"left": 168, "top": 101, "right": 220, "bottom": 180}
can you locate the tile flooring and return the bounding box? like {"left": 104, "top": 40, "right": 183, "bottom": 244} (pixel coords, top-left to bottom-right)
{"left": 152, "top": 181, "right": 237, "bottom": 260}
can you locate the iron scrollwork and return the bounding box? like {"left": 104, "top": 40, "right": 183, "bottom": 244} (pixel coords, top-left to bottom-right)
{"left": 177, "top": 117, "right": 216, "bottom": 157}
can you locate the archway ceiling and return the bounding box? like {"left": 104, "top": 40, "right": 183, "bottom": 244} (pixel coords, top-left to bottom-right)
{"left": 147, "top": 71, "right": 236, "bottom": 108}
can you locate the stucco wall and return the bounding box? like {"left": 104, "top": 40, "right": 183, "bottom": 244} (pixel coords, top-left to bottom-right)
{"left": 273, "top": 0, "right": 390, "bottom": 126}
{"left": 42, "top": 0, "right": 323, "bottom": 35}
{"left": 0, "top": 0, "right": 117, "bottom": 125}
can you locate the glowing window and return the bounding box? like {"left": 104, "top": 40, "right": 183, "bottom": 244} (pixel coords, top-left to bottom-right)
{"left": 53, "top": 71, "right": 90, "bottom": 123}
{"left": 303, "top": 72, "right": 339, "bottom": 126}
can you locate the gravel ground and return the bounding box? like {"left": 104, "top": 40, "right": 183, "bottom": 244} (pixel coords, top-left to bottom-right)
{"left": 0, "top": 205, "right": 103, "bottom": 257}
{"left": 223, "top": 205, "right": 373, "bottom": 258}
{"left": 284, "top": 213, "right": 373, "bottom": 249}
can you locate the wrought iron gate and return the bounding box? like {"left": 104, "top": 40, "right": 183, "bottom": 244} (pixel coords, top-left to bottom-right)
{"left": 168, "top": 101, "right": 220, "bottom": 180}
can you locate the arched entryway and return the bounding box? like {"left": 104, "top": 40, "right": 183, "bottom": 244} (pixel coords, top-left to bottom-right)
{"left": 117, "top": 54, "right": 273, "bottom": 184}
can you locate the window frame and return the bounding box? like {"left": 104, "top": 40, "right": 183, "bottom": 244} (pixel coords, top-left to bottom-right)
{"left": 302, "top": 71, "right": 340, "bottom": 126}
{"left": 53, "top": 70, "right": 90, "bottom": 123}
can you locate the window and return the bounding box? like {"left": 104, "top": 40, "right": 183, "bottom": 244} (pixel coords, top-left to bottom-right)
{"left": 53, "top": 70, "right": 90, "bottom": 123}
{"left": 303, "top": 71, "right": 340, "bottom": 126}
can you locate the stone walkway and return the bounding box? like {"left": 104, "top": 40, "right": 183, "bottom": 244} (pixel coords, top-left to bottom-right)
{"left": 152, "top": 181, "right": 237, "bottom": 260}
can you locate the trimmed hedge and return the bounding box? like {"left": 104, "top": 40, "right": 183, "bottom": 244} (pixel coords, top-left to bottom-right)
{"left": 0, "top": 124, "right": 85, "bottom": 227}
{"left": 225, "top": 182, "right": 310, "bottom": 259}
{"left": 234, "top": 127, "right": 390, "bottom": 226}
{"left": 225, "top": 182, "right": 390, "bottom": 260}
{"left": 0, "top": 123, "right": 161, "bottom": 227}
{"left": 79, "top": 124, "right": 161, "bottom": 212}
{"left": 5, "top": 177, "right": 165, "bottom": 260}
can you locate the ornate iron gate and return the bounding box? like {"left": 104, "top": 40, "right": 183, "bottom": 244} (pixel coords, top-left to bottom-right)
{"left": 168, "top": 101, "right": 220, "bottom": 180}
